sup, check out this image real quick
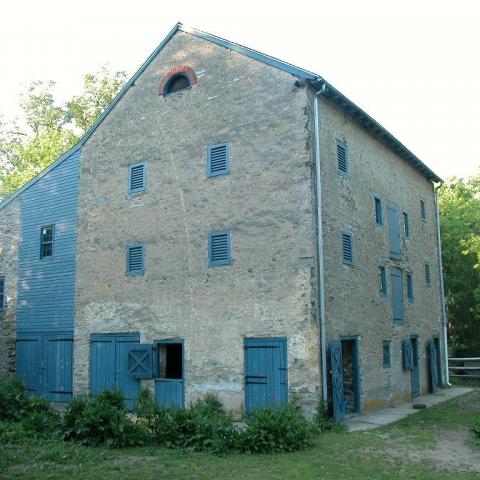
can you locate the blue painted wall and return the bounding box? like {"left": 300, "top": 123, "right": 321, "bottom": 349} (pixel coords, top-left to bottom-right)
{"left": 16, "top": 149, "right": 80, "bottom": 333}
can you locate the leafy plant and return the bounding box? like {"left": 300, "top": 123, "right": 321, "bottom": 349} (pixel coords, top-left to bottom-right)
{"left": 62, "top": 389, "right": 148, "bottom": 448}
{"left": 471, "top": 417, "right": 480, "bottom": 445}
{"left": 0, "top": 377, "right": 26, "bottom": 421}
{"left": 236, "top": 403, "right": 313, "bottom": 453}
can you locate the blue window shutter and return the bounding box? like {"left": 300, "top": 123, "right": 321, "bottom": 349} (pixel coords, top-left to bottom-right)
{"left": 420, "top": 199, "right": 426, "bottom": 220}
{"left": 341, "top": 232, "right": 353, "bottom": 265}
{"left": 402, "top": 338, "right": 413, "bottom": 370}
{"left": 407, "top": 273, "right": 414, "bottom": 301}
{"left": 336, "top": 140, "right": 348, "bottom": 175}
{"left": 383, "top": 341, "right": 391, "bottom": 368}
{"left": 424, "top": 263, "right": 431, "bottom": 286}
{"left": 403, "top": 212, "right": 410, "bottom": 238}
{"left": 391, "top": 267, "right": 404, "bottom": 324}
{"left": 207, "top": 143, "right": 230, "bottom": 177}
{"left": 208, "top": 230, "right": 231, "bottom": 266}
{"left": 374, "top": 197, "right": 383, "bottom": 226}
{"left": 127, "top": 244, "right": 144, "bottom": 275}
{"left": 378, "top": 266, "right": 387, "bottom": 295}
{"left": 387, "top": 204, "right": 401, "bottom": 259}
{"left": 0, "top": 276, "right": 4, "bottom": 310}
{"left": 128, "top": 162, "right": 146, "bottom": 193}
{"left": 127, "top": 344, "right": 153, "bottom": 379}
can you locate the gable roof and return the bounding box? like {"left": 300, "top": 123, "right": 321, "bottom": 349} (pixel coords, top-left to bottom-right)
{"left": 0, "top": 22, "right": 440, "bottom": 210}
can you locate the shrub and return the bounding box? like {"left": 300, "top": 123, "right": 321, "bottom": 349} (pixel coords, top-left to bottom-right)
{"left": 20, "top": 396, "right": 62, "bottom": 436}
{"left": 0, "top": 377, "right": 26, "bottom": 421}
{"left": 312, "top": 401, "right": 344, "bottom": 433}
{"left": 62, "top": 389, "right": 148, "bottom": 448}
{"left": 471, "top": 418, "right": 480, "bottom": 445}
{"left": 237, "top": 403, "right": 313, "bottom": 453}
{"left": 138, "top": 392, "right": 236, "bottom": 454}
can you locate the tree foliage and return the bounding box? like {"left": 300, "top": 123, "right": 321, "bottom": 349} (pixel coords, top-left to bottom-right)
{"left": 0, "top": 67, "right": 126, "bottom": 200}
{"left": 439, "top": 174, "right": 480, "bottom": 355}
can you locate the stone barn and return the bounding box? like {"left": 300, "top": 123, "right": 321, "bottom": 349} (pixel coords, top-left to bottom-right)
{"left": 0, "top": 23, "right": 447, "bottom": 420}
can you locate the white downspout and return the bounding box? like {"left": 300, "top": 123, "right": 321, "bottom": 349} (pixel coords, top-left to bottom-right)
{"left": 313, "top": 84, "right": 328, "bottom": 401}
{"left": 434, "top": 183, "right": 451, "bottom": 386}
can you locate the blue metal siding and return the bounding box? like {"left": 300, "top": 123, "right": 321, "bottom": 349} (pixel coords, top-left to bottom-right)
{"left": 16, "top": 149, "right": 80, "bottom": 333}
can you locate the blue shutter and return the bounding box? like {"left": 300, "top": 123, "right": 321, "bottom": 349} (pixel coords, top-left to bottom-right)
{"left": 128, "top": 162, "right": 146, "bottom": 193}
{"left": 208, "top": 230, "right": 231, "bottom": 266}
{"left": 341, "top": 232, "right": 353, "bottom": 265}
{"left": 420, "top": 199, "right": 426, "bottom": 220}
{"left": 127, "top": 344, "right": 153, "bottom": 379}
{"left": 127, "top": 244, "right": 144, "bottom": 275}
{"left": 391, "top": 267, "right": 404, "bottom": 324}
{"left": 330, "top": 340, "right": 345, "bottom": 422}
{"left": 336, "top": 141, "right": 348, "bottom": 175}
{"left": 424, "top": 263, "right": 431, "bottom": 286}
{"left": 387, "top": 203, "right": 401, "bottom": 259}
{"left": 0, "top": 276, "right": 5, "bottom": 310}
{"left": 383, "top": 340, "right": 391, "bottom": 368}
{"left": 407, "top": 273, "right": 414, "bottom": 301}
{"left": 402, "top": 338, "right": 413, "bottom": 371}
{"left": 375, "top": 197, "right": 383, "bottom": 226}
{"left": 207, "top": 143, "right": 230, "bottom": 177}
{"left": 403, "top": 212, "right": 410, "bottom": 238}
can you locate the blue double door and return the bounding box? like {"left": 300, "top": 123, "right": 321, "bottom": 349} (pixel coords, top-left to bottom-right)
{"left": 90, "top": 333, "right": 141, "bottom": 410}
{"left": 16, "top": 333, "right": 73, "bottom": 402}
{"left": 244, "top": 338, "right": 288, "bottom": 414}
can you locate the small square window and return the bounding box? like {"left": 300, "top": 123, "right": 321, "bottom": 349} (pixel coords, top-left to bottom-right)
{"left": 40, "top": 225, "right": 54, "bottom": 258}
{"left": 336, "top": 140, "right": 348, "bottom": 175}
{"left": 383, "top": 341, "right": 391, "bottom": 368}
{"left": 403, "top": 212, "right": 410, "bottom": 238}
{"left": 424, "top": 263, "right": 431, "bottom": 286}
{"left": 126, "top": 244, "right": 144, "bottom": 275}
{"left": 420, "top": 199, "right": 426, "bottom": 221}
{"left": 208, "top": 230, "right": 232, "bottom": 266}
{"left": 407, "top": 273, "right": 414, "bottom": 301}
{"left": 375, "top": 197, "right": 383, "bottom": 226}
{"left": 207, "top": 143, "right": 230, "bottom": 177}
{"left": 0, "top": 276, "right": 5, "bottom": 310}
{"left": 341, "top": 232, "right": 353, "bottom": 265}
{"left": 128, "top": 162, "right": 146, "bottom": 193}
{"left": 378, "top": 266, "right": 387, "bottom": 296}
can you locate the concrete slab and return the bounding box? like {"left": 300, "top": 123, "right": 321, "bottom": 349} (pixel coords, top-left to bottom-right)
{"left": 345, "top": 387, "right": 474, "bottom": 432}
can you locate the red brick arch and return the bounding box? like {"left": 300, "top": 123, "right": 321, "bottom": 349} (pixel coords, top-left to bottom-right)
{"left": 159, "top": 66, "right": 197, "bottom": 96}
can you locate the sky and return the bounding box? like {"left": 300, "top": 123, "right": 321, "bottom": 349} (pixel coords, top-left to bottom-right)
{"left": 0, "top": 0, "right": 479, "bottom": 180}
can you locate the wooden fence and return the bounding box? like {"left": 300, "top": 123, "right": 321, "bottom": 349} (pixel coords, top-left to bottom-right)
{"left": 448, "top": 357, "right": 480, "bottom": 379}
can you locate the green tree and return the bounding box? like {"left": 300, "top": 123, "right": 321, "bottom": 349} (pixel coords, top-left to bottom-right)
{"left": 439, "top": 174, "right": 480, "bottom": 355}
{"left": 0, "top": 67, "right": 126, "bottom": 200}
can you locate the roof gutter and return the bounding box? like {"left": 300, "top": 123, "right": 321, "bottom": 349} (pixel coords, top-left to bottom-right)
{"left": 434, "top": 182, "right": 451, "bottom": 386}
{"left": 313, "top": 82, "right": 328, "bottom": 402}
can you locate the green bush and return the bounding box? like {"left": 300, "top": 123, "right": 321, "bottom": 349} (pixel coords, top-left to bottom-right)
{"left": 237, "top": 403, "right": 313, "bottom": 453}
{"left": 138, "top": 392, "right": 236, "bottom": 454}
{"left": 0, "top": 377, "right": 26, "bottom": 421}
{"left": 471, "top": 418, "right": 480, "bottom": 445}
{"left": 20, "top": 395, "right": 62, "bottom": 436}
{"left": 62, "top": 389, "right": 148, "bottom": 448}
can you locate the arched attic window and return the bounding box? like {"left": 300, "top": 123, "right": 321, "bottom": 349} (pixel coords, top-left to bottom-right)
{"left": 164, "top": 74, "right": 190, "bottom": 95}
{"left": 159, "top": 66, "right": 197, "bottom": 97}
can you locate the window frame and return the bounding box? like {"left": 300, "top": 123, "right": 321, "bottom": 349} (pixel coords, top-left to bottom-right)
{"left": 383, "top": 340, "right": 392, "bottom": 368}
{"left": 40, "top": 225, "right": 55, "bottom": 259}
{"left": 406, "top": 272, "right": 414, "bottom": 302}
{"left": 374, "top": 196, "right": 383, "bottom": 226}
{"left": 128, "top": 161, "right": 147, "bottom": 194}
{"left": 336, "top": 140, "right": 349, "bottom": 176}
{"left": 340, "top": 230, "right": 354, "bottom": 266}
{"left": 378, "top": 265, "right": 387, "bottom": 297}
{"left": 0, "top": 276, "right": 5, "bottom": 311}
{"left": 126, "top": 243, "right": 145, "bottom": 276}
{"left": 207, "top": 142, "right": 230, "bottom": 177}
{"left": 208, "top": 229, "right": 232, "bottom": 267}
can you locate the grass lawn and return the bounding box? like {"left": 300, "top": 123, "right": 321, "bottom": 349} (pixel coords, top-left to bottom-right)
{"left": 1, "top": 390, "right": 479, "bottom": 480}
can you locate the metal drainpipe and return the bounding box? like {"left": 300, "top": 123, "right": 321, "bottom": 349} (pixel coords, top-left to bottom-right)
{"left": 313, "top": 83, "right": 328, "bottom": 401}
{"left": 434, "top": 182, "right": 451, "bottom": 386}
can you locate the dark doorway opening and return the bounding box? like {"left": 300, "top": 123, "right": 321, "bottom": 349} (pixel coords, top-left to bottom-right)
{"left": 433, "top": 337, "right": 442, "bottom": 387}
{"left": 158, "top": 343, "right": 183, "bottom": 379}
{"left": 341, "top": 338, "right": 360, "bottom": 413}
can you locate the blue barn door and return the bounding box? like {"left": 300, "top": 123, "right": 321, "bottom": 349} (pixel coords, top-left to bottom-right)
{"left": 16, "top": 335, "right": 42, "bottom": 396}
{"left": 90, "top": 333, "right": 140, "bottom": 409}
{"left": 427, "top": 339, "right": 438, "bottom": 393}
{"left": 154, "top": 340, "right": 184, "bottom": 408}
{"left": 410, "top": 337, "right": 420, "bottom": 397}
{"left": 244, "top": 338, "right": 287, "bottom": 414}
{"left": 330, "top": 340, "right": 345, "bottom": 422}
{"left": 17, "top": 333, "right": 73, "bottom": 402}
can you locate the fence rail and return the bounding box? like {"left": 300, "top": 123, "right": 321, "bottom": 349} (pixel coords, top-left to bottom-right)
{"left": 448, "top": 357, "right": 480, "bottom": 379}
